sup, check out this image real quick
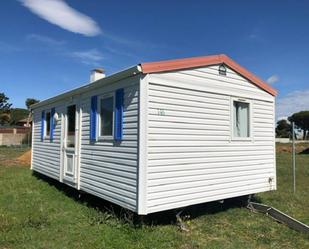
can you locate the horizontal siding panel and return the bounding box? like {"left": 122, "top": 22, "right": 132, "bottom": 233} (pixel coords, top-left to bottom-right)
{"left": 148, "top": 172, "right": 273, "bottom": 189}
{"left": 81, "top": 154, "right": 137, "bottom": 167}
{"left": 80, "top": 167, "right": 136, "bottom": 186}
{"left": 32, "top": 150, "right": 60, "bottom": 159}
{"left": 80, "top": 182, "right": 136, "bottom": 211}
{"left": 32, "top": 155, "right": 60, "bottom": 167}
{"left": 149, "top": 83, "right": 228, "bottom": 101}
{"left": 150, "top": 96, "right": 229, "bottom": 112}
{"left": 149, "top": 178, "right": 275, "bottom": 197}
{"left": 148, "top": 145, "right": 273, "bottom": 153}
{"left": 82, "top": 146, "right": 137, "bottom": 154}
{"left": 148, "top": 150, "right": 273, "bottom": 160}
{"left": 147, "top": 186, "right": 272, "bottom": 213}
{"left": 79, "top": 80, "right": 139, "bottom": 212}
{"left": 31, "top": 105, "right": 62, "bottom": 181}
{"left": 148, "top": 178, "right": 271, "bottom": 200}
{"left": 149, "top": 73, "right": 273, "bottom": 102}
{"left": 82, "top": 147, "right": 137, "bottom": 155}
{"left": 32, "top": 162, "right": 59, "bottom": 175}
{"left": 32, "top": 76, "right": 139, "bottom": 212}
{"left": 146, "top": 66, "right": 275, "bottom": 213}
{"left": 148, "top": 167, "right": 273, "bottom": 181}
{"left": 148, "top": 141, "right": 233, "bottom": 147}
{"left": 149, "top": 88, "right": 229, "bottom": 106}
{"left": 148, "top": 158, "right": 273, "bottom": 171}
{"left": 148, "top": 128, "right": 229, "bottom": 136}
{"left": 149, "top": 121, "right": 229, "bottom": 131}
{"left": 149, "top": 134, "right": 229, "bottom": 140}
{"left": 80, "top": 159, "right": 137, "bottom": 176}
{"left": 147, "top": 185, "right": 272, "bottom": 212}
{"left": 149, "top": 102, "right": 230, "bottom": 116}
{"left": 148, "top": 154, "right": 274, "bottom": 167}
{"left": 148, "top": 115, "right": 229, "bottom": 126}
{"left": 149, "top": 109, "right": 229, "bottom": 121}
{"left": 32, "top": 166, "right": 59, "bottom": 180}
{"left": 82, "top": 175, "right": 136, "bottom": 197}
{"left": 81, "top": 139, "right": 138, "bottom": 147}
{"left": 149, "top": 182, "right": 271, "bottom": 205}
{"left": 179, "top": 70, "right": 258, "bottom": 90}
{"left": 156, "top": 71, "right": 263, "bottom": 94}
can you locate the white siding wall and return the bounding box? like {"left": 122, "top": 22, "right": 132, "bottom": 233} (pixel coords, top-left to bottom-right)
{"left": 32, "top": 104, "right": 64, "bottom": 180}
{"left": 79, "top": 77, "right": 139, "bottom": 212}
{"left": 145, "top": 65, "right": 275, "bottom": 213}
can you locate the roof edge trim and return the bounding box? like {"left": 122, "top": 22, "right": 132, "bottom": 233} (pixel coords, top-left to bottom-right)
{"left": 31, "top": 66, "right": 141, "bottom": 109}
{"left": 140, "top": 54, "right": 277, "bottom": 96}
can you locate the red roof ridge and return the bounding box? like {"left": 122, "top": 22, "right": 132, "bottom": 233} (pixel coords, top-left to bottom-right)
{"left": 140, "top": 54, "right": 277, "bottom": 96}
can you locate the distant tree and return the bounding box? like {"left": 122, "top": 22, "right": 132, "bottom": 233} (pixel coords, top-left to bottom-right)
{"left": 288, "top": 111, "right": 309, "bottom": 140}
{"left": 9, "top": 108, "right": 29, "bottom": 125}
{"left": 276, "top": 119, "right": 291, "bottom": 138}
{"left": 25, "top": 98, "right": 40, "bottom": 127}
{"left": 0, "top": 113, "right": 10, "bottom": 126}
{"left": 0, "top": 92, "right": 12, "bottom": 125}
{"left": 276, "top": 119, "right": 292, "bottom": 138}
{"left": 25, "top": 98, "right": 40, "bottom": 110}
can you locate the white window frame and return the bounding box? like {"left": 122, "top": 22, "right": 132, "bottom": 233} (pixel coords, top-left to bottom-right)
{"left": 230, "top": 97, "right": 253, "bottom": 141}
{"left": 97, "top": 93, "right": 115, "bottom": 140}
{"left": 44, "top": 109, "right": 51, "bottom": 139}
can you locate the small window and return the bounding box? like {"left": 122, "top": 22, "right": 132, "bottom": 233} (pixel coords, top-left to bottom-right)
{"left": 45, "top": 111, "right": 51, "bottom": 137}
{"left": 66, "top": 105, "right": 76, "bottom": 148}
{"left": 99, "top": 96, "right": 114, "bottom": 137}
{"left": 219, "top": 64, "right": 227, "bottom": 75}
{"left": 233, "top": 101, "right": 250, "bottom": 138}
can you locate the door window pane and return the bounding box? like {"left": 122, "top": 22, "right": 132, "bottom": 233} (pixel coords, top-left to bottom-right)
{"left": 67, "top": 105, "right": 76, "bottom": 147}
{"left": 66, "top": 154, "right": 74, "bottom": 174}
{"left": 46, "top": 111, "right": 51, "bottom": 136}
{"left": 233, "top": 101, "right": 250, "bottom": 137}
{"left": 100, "top": 97, "right": 114, "bottom": 136}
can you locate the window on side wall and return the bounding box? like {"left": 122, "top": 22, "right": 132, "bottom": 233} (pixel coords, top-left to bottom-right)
{"left": 99, "top": 95, "right": 114, "bottom": 139}
{"left": 45, "top": 111, "right": 51, "bottom": 137}
{"left": 232, "top": 100, "right": 250, "bottom": 138}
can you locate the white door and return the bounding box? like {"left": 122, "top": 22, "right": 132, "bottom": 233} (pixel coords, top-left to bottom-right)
{"left": 62, "top": 103, "right": 80, "bottom": 185}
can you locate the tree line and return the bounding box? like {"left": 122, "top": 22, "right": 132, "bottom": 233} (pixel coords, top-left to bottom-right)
{"left": 0, "top": 92, "right": 39, "bottom": 126}
{"left": 276, "top": 111, "right": 309, "bottom": 140}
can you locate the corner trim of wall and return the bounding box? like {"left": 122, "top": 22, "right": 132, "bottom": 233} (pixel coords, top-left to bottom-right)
{"left": 59, "top": 112, "right": 65, "bottom": 183}
{"left": 77, "top": 96, "right": 82, "bottom": 190}
{"left": 273, "top": 98, "right": 277, "bottom": 190}
{"left": 30, "top": 114, "right": 34, "bottom": 170}
{"left": 137, "top": 74, "right": 149, "bottom": 215}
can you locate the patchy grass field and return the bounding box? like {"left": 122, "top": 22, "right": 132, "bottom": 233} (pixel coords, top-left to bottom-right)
{"left": 0, "top": 144, "right": 308, "bottom": 249}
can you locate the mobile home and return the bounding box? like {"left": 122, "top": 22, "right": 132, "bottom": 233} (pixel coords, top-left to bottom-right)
{"left": 31, "top": 54, "right": 277, "bottom": 215}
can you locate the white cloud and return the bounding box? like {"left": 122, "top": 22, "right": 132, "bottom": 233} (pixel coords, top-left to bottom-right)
{"left": 26, "top": 34, "right": 66, "bottom": 46}
{"left": 70, "top": 49, "right": 104, "bottom": 65}
{"left": 20, "top": 0, "right": 101, "bottom": 36}
{"left": 267, "top": 74, "right": 279, "bottom": 84}
{"left": 276, "top": 89, "right": 309, "bottom": 119}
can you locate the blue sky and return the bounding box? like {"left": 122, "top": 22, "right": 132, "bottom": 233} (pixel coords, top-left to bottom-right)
{"left": 1, "top": 0, "right": 309, "bottom": 118}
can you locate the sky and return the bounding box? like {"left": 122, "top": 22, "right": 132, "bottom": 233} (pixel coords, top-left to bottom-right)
{"left": 0, "top": 0, "right": 308, "bottom": 119}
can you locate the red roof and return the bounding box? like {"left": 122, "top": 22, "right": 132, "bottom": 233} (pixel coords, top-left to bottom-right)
{"left": 140, "top": 54, "right": 277, "bottom": 96}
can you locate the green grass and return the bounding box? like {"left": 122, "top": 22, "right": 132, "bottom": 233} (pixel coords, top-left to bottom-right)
{"left": 0, "top": 144, "right": 308, "bottom": 249}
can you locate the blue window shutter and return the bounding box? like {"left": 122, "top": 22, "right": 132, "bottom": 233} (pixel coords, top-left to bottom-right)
{"left": 114, "top": 88, "right": 124, "bottom": 141}
{"left": 50, "top": 107, "right": 55, "bottom": 141}
{"left": 41, "top": 110, "right": 45, "bottom": 141}
{"left": 90, "top": 95, "right": 98, "bottom": 141}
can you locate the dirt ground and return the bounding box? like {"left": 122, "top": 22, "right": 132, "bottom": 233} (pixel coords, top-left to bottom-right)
{"left": 16, "top": 150, "right": 31, "bottom": 165}
{"left": 276, "top": 143, "right": 309, "bottom": 153}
